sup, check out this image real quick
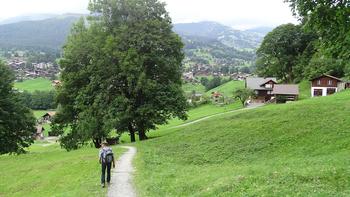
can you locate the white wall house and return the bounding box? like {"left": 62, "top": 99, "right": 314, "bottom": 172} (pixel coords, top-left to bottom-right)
{"left": 310, "top": 74, "right": 343, "bottom": 97}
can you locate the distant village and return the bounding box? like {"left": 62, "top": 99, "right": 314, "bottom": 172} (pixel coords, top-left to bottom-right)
{"left": 1, "top": 49, "right": 60, "bottom": 81}
{"left": 183, "top": 65, "right": 251, "bottom": 83}
{"left": 7, "top": 58, "right": 59, "bottom": 81}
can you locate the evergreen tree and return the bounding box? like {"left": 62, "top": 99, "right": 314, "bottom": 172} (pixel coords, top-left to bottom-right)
{"left": 0, "top": 61, "right": 36, "bottom": 154}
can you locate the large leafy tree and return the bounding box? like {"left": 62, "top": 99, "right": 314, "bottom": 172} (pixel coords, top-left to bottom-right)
{"left": 256, "top": 24, "right": 316, "bottom": 82}
{"left": 0, "top": 61, "right": 36, "bottom": 154}
{"left": 234, "top": 88, "right": 255, "bottom": 107}
{"left": 53, "top": 0, "right": 187, "bottom": 150}
{"left": 285, "top": 0, "right": 350, "bottom": 77}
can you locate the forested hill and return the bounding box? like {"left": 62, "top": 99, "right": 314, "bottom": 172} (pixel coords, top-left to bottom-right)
{"left": 0, "top": 14, "right": 81, "bottom": 50}
{"left": 173, "top": 21, "right": 272, "bottom": 70}
{"left": 0, "top": 17, "right": 271, "bottom": 70}
{"left": 173, "top": 21, "right": 272, "bottom": 50}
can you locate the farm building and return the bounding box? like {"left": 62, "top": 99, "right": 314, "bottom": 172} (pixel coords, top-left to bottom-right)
{"left": 245, "top": 77, "right": 277, "bottom": 102}
{"left": 272, "top": 84, "right": 299, "bottom": 103}
{"left": 310, "top": 74, "right": 349, "bottom": 97}
{"left": 245, "top": 77, "right": 299, "bottom": 103}
{"left": 42, "top": 112, "right": 56, "bottom": 123}
{"left": 211, "top": 92, "right": 223, "bottom": 103}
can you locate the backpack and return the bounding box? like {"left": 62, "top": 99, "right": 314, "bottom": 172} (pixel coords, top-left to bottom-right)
{"left": 102, "top": 148, "right": 114, "bottom": 164}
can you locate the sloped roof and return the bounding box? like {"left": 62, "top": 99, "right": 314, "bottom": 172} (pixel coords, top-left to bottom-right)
{"left": 43, "top": 112, "right": 56, "bottom": 117}
{"left": 272, "top": 84, "right": 299, "bottom": 95}
{"left": 246, "top": 77, "right": 277, "bottom": 90}
{"left": 310, "top": 74, "right": 343, "bottom": 82}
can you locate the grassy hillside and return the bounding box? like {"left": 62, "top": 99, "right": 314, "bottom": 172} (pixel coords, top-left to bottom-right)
{"left": 299, "top": 80, "right": 311, "bottom": 100}
{"left": 120, "top": 102, "right": 242, "bottom": 143}
{"left": 182, "top": 82, "right": 206, "bottom": 94}
{"left": 134, "top": 91, "right": 350, "bottom": 196}
{"left": 0, "top": 15, "right": 79, "bottom": 49}
{"left": 206, "top": 80, "right": 245, "bottom": 97}
{"left": 14, "top": 78, "right": 53, "bottom": 92}
{"left": 0, "top": 144, "right": 125, "bottom": 197}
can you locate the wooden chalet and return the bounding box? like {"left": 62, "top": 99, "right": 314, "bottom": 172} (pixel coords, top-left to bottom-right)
{"left": 246, "top": 77, "right": 299, "bottom": 103}
{"left": 310, "top": 74, "right": 349, "bottom": 97}
{"left": 245, "top": 77, "right": 277, "bottom": 102}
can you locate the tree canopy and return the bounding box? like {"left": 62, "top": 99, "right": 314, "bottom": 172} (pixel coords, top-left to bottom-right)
{"left": 257, "top": 1, "right": 350, "bottom": 81}
{"left": 0, "top": 61, "right": 36, "bottom": 154}
{"left": 234, "top": 88, "right": 255, "bottom": 107}
{"left": 285, "top": 0, "right": 350, "bottom": 78}
{"left": 53, "top": 0, "right": 188, "bottom": 150}
{"left": 256, "top": 24, "right": 316, "bottom": 82}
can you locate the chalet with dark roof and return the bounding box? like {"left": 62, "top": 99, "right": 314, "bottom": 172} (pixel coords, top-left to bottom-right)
{"left": 310, "top": 74, "right": 349, "bottom": 97}
{"left": 246, "top": 77, "right": 299, "bottom": 103}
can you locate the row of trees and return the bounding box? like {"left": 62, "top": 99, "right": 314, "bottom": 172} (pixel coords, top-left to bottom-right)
{"left": 256, "top": 0, "right": 350, "bottom": 82}
{"left": 52, "top": 0, "right": 188, "bottom": 150}
{"left": 18, "top": 90, "right": 57, "bottom": 110}
{"left": 0, "top": 61, "right": 36, "bottom": 154}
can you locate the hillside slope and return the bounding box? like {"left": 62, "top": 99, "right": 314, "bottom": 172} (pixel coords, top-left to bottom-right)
{"left": 174, "top": 21, "right": 264, "bottom": 50}
{"left": 0, "top": 15, "right": 80, "bottom": 49}
{"left": 206, "top": 80, "right": 245, "bottom": 97}
{"left": 135, "top": 91, "right": 350, "bottom": 196}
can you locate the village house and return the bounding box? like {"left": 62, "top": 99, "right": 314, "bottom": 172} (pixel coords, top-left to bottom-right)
{"left": 52, "top": 80, "right": 61, "bottom": 88}
{"left": 245, "top": 77, "right": 277, "bottom": 102}
{"left": 211, "top": 92, "right": 223, "bottom": 103}
{"left": 41, "top": 112, "right": 56, "bottom": 123}
{"left": 183, "top": 72, "right": 195, "bottom": 82}
{"left": 245, "top": 77, "right": 299, "bottom": 103}
{"left": 310, "top": 74, "right": 349, "bottom": 97}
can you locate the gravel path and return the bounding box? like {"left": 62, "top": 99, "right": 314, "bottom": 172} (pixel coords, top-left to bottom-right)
{"left": 108, "top": 146, "right": 137, "bottom": 197}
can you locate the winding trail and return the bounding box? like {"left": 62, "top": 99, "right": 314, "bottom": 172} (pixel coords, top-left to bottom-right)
{"left": 174, "top": 103, "right": 264, "bottom": 128}
{"left": 107, "top": 104, "right": 263, "bottom": 196}
{"left": 108, "top": 146, "right": 137, "bottom": 197}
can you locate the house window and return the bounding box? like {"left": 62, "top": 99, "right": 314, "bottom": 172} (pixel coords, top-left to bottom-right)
{"left": 327, "top": 88, "right": 336, "bottom": 95}
{"left": 317, "top": 80, "right": 321, "bottom": 85}
{"left": 314, "top": 89, "right": 323, "bottom": 96}
{"left": 328, "top": 80, "right": 333, "bottom": 85}
{"left": 265, "top": 84, "right": 272, "bottom": 89}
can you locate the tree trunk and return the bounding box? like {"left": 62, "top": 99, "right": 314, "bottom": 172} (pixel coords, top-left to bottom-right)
{"left": 128, "top": 123, "right": 136, "bottom": 143}
{"left": 93, "top": 138, "right": 102, "bottom": 148}
{"left": 138, "top": 130, "right": 148, "bottom": 141}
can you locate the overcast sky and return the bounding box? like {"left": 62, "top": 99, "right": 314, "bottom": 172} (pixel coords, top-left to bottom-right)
{"left": 0, "top": 0, "right": 298, "bottom": 30}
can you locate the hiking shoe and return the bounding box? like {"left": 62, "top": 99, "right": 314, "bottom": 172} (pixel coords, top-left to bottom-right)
{"left": 101, "top": 183, "right": 105, "bottom": 188}
{"left": 107, "top": 182, "right": 111, "bottom": 187}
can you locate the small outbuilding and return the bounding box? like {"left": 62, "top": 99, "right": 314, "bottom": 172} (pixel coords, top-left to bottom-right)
{"left": 42, "top": 112, "right": 56, "bottom": 123}
{"left": 272, "top": 84, "right": 299, "bottom": 103}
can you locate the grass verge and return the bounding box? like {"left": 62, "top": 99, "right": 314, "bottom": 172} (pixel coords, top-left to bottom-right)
{"left": 0, "top": 143, "right": 126, "bottom": 197}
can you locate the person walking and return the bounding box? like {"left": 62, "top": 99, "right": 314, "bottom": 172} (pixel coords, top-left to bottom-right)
{"left": 99, "top": 142, "right": 115, "bottom": 188}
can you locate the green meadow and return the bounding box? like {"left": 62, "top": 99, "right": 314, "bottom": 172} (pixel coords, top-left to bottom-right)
{"left": 134, "top": 91, "right": 350, "bottom": 196}
{"left": 205, "top": 80, "right": 245, "bottom": 97}
{"left": 14, "top": 78, "right": 53, "bottom": 92}
{"left": 182, "top": 82, "right": 206, "bottom": 94}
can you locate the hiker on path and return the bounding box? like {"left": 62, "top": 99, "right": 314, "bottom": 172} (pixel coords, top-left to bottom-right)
{"left": 99, "top": 142, "right": 115, "bottom": 188}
